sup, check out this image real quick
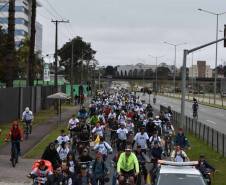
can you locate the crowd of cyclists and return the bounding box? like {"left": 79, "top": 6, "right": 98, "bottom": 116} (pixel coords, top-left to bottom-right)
{"left": 2, "top": 88, "right": 215, "bottom": 185}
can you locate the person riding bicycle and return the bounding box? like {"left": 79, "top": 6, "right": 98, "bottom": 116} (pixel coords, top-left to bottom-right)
{"left": 134, "top": 145, "right": 148, "bottom": 184}
{"left": 5, "top": 121, "right": 23, "bottom": 158}
{"left": 90, "top": 152, "right": 109, "bottom": 185}
{"left": 116, "top": 123, "right": 128, "bottom": 151}
{"left": 149, "top": 131, "right": 162, "bottom": 149}
{"left": 117, "top": 145, "right": 139, "bottom": 185}
{"left": 174, "top": 128, "right": 190, "bottom": 150}
{"left": 196, "top": 154, "right": 215, "bottom": 178}
{"left": 126, "top": 117, "right": 134, "bottom": 133}
{"left": 171, "top": 145, "right": 189, "bottom": 162}
{"left": 192, "top": 98, "right": 199, "bottom": 117}
{"left": 151, "top": 141, "right": 163, "bottom": 160}
{"left": 28, "top": 160, "right": 53, "bottom": 185}
{"left": 56, "top": 129, "right": 70, "bottom": 145}
{"left": 133, "top": 126, "right": 149, "bottom": 153}
{"left": 153, "top": 116, "right": 162, "bottom": 136}
{"left": 68, "top": 114, "right": 80, "bottom": 137}
{"left": 22, "top": 107, "right": 33, "bottom": 134}
{"left": 78, "top": 106, "right": 88, "bottom": 120}
{"left": 93, "top": 136, "right": 113, "bottom": 161}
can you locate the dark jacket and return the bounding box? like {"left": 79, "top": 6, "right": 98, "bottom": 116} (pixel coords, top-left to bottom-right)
{"left": 151, "top": 146, "right": 163, "bottom": 160}
{"left": 41, "top": 143, "right": 61, "bottom": 169}
{"left": 196, "top": 160, "right": 215, "bottom": 174}
{"left": 174, "top": 133, "right": 189, "bottom": 149}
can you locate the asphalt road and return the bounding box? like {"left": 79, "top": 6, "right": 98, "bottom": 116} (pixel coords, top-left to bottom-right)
{"left": 139, "top": 93, "right": 226, "bottom": 134}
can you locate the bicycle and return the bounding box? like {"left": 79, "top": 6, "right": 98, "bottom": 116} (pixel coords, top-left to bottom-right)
{"left": 5, "top": 140, "right": 19, "bottom": 167}
{"left": 23, "top": 122, "right": 31, "bottom": 140}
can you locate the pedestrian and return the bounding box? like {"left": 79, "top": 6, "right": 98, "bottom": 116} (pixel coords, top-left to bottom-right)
{"left": 41, "top": 142, "right": 61, "bottom": 170}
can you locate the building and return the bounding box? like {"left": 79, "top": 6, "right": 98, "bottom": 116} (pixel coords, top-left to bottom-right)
{"left": 189, "top": 61, "right": 213, "bottom": 78}
{"left": 116, "top": 63, "right": 174, "bottom": 78}
{"left": 0, "top": 0, "right": 42, "bottom": 52}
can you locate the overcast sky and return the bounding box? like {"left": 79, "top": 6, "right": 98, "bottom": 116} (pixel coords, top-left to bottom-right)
{"left": 38, "top": 0, "right": 226, "bottom": 68}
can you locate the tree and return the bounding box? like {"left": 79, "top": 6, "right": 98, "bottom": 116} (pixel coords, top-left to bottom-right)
{"left": 58, "top": 36, "right": 96, "bottom": 83}
{"left": 4, "top": 0, "right": 16, "bottom": 87}
{"left": 104, "top": 65, "right": 115, "bottom": 76}
{"left": 27, "top": 0, "right": 37, "bottom": 86}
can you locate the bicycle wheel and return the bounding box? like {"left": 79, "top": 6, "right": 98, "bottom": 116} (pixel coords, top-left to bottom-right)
{"left": 11, "top": 147, "right": 17, "bottom": 167}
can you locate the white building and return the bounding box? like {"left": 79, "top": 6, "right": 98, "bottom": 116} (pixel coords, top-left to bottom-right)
{"left": 0, "top": 0, "right": 42, "bottom": 52}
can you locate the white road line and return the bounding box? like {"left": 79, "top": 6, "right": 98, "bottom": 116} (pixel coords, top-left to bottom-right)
{"left": 206, "top": 120, "right": 217, "bottom": 125}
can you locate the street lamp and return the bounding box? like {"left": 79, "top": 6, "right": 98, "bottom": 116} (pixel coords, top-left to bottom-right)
{"left": 163, "top": 41, "right": 187, "bottom": 94}
{"left": 148, "top": 54, "right": 164, "bottom": 94}
{"left": 198, "top": 8, "right": 226, "bottom": 104}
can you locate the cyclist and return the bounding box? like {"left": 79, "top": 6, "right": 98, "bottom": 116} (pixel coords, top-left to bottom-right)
{"left": 56, "top": 129, "right": 70, "bottom": 145}
{"left": 92, "top": 122, "right": 105, "bottom": 138}
{"left": 196, "top": 154, "right": 215, "bottom": 185}
{"left": 5, "top": 121, "right": 23, "bottom": 158}
{"left": 134, "top": 145, "right": 147, "bottom": 184}
{"left": 171, "top": 145, "right": 189, "bottom": 162}
{"left": 116, "top": 123, "right": 128, "bottom": 151}
{"left": 174, "top": 128, "right": 190, "bottom": 150}
{"left": 117, "top": 145, "right": 139, "bottom": 185}
{"left": 41, "top": 142, "right": 61, "bottom": 170}
{"left": 192, "top": 98, "right": 199, "bottom": 118}
{"left": 133, "top": 126, "right": 149, "bottom": 153}
{"left": 57, "top": 141, "right": 70, "bottom": 161}
{"left": 78, "top": 106, "right": 88, "bottom": 120}
{"left": 75, "top": 164, "right": 92, "bottom": 185}
{"left": 93, "top": 136, "right": 113, "bottom": 161}
{"left": 149, "top": 131, "right": 162, "bottom": 148}
{"left": 153, "top": 116, "right": 162, "bottom": 136}
{"left": 68, "top": 114, "right": 79, "bottom": 137}
{"left": 151, "top": 141, "right": 163, "bottom": 160}
{"left": 28, "top": 160, "right": 53, "bottom": 185}
{"left": 22, "top": 107, "right": 33, "bottom": 134}
{"left": 90, "top": 152, "right": 109, "bottom": 185}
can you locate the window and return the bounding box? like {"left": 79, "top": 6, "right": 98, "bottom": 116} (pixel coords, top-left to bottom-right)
{"left": 0, "top": 18, "right": 28, "bottom": 26}
{"left": 15, "top": 29, "right": 27, "bottom": 36}
{"left": 0, "top": 5, "right": 28, "bottom": 14}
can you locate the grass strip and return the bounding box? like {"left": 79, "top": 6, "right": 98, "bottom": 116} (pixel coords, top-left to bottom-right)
{"left": 0, "top": 108, "right": 55, "bottom": 145}
{"left": 187, "top": 133, "right": 226, "bottom": 185}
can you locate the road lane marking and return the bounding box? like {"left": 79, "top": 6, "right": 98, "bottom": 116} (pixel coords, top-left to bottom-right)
{"left": 207, "top": 120, "right": 216, "bottom": 125}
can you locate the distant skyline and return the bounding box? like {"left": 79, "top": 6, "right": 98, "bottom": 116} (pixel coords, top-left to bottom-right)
{"left": 37, "top": 0, "right": 226, "bottom": 68}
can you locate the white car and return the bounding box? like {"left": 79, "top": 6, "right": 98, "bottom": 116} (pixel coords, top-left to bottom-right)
{"left": 154, "top": 161, "right": 207, "bottom": 185}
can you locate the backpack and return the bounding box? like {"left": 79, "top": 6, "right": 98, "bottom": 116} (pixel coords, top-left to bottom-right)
{"left": 92, "top": 159, "right": 105, "bottom": 174}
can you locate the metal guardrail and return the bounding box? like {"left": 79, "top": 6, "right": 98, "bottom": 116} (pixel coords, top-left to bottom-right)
{"left": 160, "top": 105, "right": 226, "bottom": 157}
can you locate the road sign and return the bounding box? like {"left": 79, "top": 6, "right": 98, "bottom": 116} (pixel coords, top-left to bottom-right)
{"left": 43, "top": 63, "right": 50, "bottom": 82}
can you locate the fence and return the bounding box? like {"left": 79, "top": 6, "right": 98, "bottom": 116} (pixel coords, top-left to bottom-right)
{"left": 160, "top": 105, "right": 226, "bottom": 157}
{"left": 0, "top": 85, "right": 66, "bottom": 123}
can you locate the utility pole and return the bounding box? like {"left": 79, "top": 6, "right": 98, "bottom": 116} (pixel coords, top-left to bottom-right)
{"left": 51, "top": 20, "right": 69, "bottom": 92}
{"left": 70, "top": 39, "right": 74, "bottom": 104}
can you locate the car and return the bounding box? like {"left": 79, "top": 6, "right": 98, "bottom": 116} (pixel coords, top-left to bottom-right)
{"left": 154, "top": 161, "right": 208, "bottom": 185}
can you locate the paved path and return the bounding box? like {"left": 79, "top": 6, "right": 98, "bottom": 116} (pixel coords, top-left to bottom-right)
{"left": 0, "top": 101, "right": 90, "bottom": 184}
{"left": 140, "top": 93, "right": 226, "bottom": 134}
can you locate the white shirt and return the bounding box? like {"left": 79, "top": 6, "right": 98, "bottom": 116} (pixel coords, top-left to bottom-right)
{"left": 108, "top": 112, "right": 116, "bottom": 119}
{"left": 171, "top": 150, "right": 188, "bottom": 162}
{"left": 22, "top": 111, "right": 33, "bottom": 121}
{"left": 149, "top": 136, "right": 161, "bottom": 144}
{"left": 126, "top": 122, "right": 134, "bottom": 132}
{"left": 134, "top": 132, "right": 149, "bottom": 149}
{"left": 153, "top": 119, "right": 162, "bottom": 127}
{"left": 93, "top": 141, "right": 113, "bottom": 155}
{"left": 92, "top": 126, "right": 105, "bottom": 137}
{"left": 57, "top": 146, "right": 70, "bottom": 160}
{"left": 68, "top": 118, "right": 79, "bottom": 129}
{"left": 57, "top": 135, "right": 70, "bottom": 145}
{"left": 116, "top": 128, "right": 128, "bottom": 140}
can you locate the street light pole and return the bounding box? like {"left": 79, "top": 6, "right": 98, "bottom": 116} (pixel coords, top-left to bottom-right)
{"left": 163, "top": 41, "right": 187, "bottom": 94}
{"left": 149, "top": 55, "right": 164, "bottom": 94}
{"left": 198, "top": 8, "right": 226, "bottom": 104}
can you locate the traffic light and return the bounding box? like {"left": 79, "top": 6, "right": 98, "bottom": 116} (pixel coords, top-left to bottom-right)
{"left": 224, "top": 25, "right": 226, "bottom": 47}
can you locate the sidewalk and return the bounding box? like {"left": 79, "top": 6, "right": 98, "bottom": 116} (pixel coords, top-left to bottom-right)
{"left": 0, "top": 105, "right": 81, "bottom": 156}
{"left": 0, "top": 98, "right": 91, "bottom": 184}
